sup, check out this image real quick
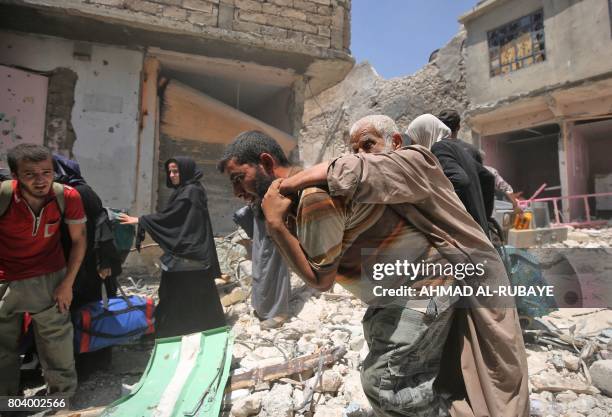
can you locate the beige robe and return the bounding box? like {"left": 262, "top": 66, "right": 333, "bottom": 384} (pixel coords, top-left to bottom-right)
{"left": 326, "top": 145, "right": 529, "bottom": 417}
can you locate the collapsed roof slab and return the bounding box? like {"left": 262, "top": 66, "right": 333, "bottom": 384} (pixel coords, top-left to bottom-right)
{"left": 160, "top": 80, "right": 297, "bottom": 153}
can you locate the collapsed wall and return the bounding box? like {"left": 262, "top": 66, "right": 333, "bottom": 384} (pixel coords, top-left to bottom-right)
{"left": 300, "top": 30, "right": 470, "bottom": 166}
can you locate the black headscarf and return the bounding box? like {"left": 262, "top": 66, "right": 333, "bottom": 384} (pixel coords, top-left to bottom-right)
{"left": 53, "top": 154, "right": 87, "bottom": 186}
{"left": 138, "top": 157, "right": 220, "bottom": 275}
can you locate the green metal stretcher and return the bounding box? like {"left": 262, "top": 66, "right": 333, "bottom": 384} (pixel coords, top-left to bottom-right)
{"left": 101, "top": 326, "right": 233, "bottom": 417}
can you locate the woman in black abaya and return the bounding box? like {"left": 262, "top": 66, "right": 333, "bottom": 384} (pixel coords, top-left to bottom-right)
{"left": 119, "top": 157, "right": 226, "bottom": 338}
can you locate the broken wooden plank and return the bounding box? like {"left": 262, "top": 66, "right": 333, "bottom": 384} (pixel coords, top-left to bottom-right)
{"left": 227, "top": 346, "right": 347, "bottom": 391}
{"left": 531, "top": 376, "right": 599, "bottom": 395}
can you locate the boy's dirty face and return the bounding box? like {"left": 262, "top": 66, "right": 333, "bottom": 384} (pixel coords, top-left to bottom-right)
{"left": 14, "top": 158, "right": 54, "bottom": 199}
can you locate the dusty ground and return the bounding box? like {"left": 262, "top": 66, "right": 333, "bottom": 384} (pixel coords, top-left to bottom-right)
{"left": 22, "top": 229, "right": 612, "bottom": 417}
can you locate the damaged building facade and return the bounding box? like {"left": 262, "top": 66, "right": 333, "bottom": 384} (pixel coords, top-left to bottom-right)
{"left": 0, "top": 0, "right": 353, "bottom": 233}
{"left": 460, "top": 0, "right": 612, "bottom": 224}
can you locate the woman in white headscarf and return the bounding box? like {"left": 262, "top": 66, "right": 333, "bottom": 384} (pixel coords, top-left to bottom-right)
{"left": 405, "top": 113, "right": 451, "bottom": 149}
{"left": 406, "top": 113, "right": 494, "bottom": 235}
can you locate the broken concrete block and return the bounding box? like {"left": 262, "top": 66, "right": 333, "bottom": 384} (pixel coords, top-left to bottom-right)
{"left": 341, "top": 370, "right": 372, "bottom": 412}
{"left": 554, "top": 390, "right": 578, "bottom": 403}
{"left": 567, "top": 231, "right": 591, "bottom": 243}
{"left": 229, "top": 388, "right": 250, "bottom": 402}
{"left": 330, "top": 329, "right": 350, "bottom": 346}
{"left": 313, "top": 405, "right": 344, "bottom": 417}
{"left": 562, "top": 353, "right": 580, "bottom": 372}
{"left": 252, "top": 346, "right": 283, "bottom": 359}
{"left": 589, "top": 360, "right": 612, "bottom": 395}
{"left": 314, "top": 370, "right": 343, "bottom": 393}
{"left": 349, "top": 336, "right": 365, "bottom": 352}
{"left": 566, "top": 395, "right": 597, "bottom": 414}
{"left": 260, "top": 383, "right": 294, "bottom": 417}
{"left": 231, "top": 392, "right": 263, "bottom": 417}
{"left": 550, "top": 353, "right": 564, "bottom": 371}
{"left": 292, "top": 387, "right": 304, "bottom": 409}
{"left": 331, "top": 315, "right": 350, "bottom": 324}
{"left": 527, "top": 350, "right": 550, "bottom": 375}
{"left": 529, "top": 398, "right": 562, "bottom": 416}
{"left": 507, "top": 227, "right": 569, "bottom": 248}
{"left": 221, "top": 287, "right": 248, "bottom": 307}
{"left": 344, "top": 402, "right": 374, "bottom": 417}
{"left": 588, "top": 408, "right": 611, "bottom": 417}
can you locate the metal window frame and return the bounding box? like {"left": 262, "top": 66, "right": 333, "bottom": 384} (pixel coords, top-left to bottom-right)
{"left": 486, "top": 9, "right": 546, "bottom": 77}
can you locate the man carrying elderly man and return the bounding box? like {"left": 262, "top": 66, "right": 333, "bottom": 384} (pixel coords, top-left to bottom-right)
{"left": 219, "top": 116, "right": 528, "bottom": 417}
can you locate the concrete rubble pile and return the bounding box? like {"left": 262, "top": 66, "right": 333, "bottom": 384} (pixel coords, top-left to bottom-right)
{"left": 544, "top": 227, "right": 612, "bottom": 249}
{"left": 527, "top": 308, "right": 612, "bottom": 417}
{"left": 64, "top": 227, "right": 611, "bottom": 416}
{"left": 215, "top": 230, "right": 374, "bottom": 417}
{"left": 213, "top": 231, "right": 612, "bottom": 417}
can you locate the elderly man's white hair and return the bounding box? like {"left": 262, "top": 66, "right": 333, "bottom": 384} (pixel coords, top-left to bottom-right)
{"left": 349, "top": 115, "right": 400, "bottom": 148}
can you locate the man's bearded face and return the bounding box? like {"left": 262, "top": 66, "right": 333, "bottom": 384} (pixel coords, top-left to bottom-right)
{"left": 254, "top": 166, "right": 274, "bottom": 201}
{"left": 251, "top": 167, "right": 275, "bottom": 218}
{"left": 224, "top": 158, "right": 275, "bottom": 209}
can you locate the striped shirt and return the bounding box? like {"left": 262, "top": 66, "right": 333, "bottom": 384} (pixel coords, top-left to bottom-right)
{"left": 295, "top": 186, "right": 445, "bottom": 304}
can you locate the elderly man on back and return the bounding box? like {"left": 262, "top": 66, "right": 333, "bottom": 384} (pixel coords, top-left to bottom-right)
{"left": 219, "top": 117, "right": 528, "bottom": 417}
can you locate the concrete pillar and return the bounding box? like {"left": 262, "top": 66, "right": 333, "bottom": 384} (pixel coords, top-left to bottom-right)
{"left": 289, "top": 76, "right": 306, "bottom": 164}
{"left": 558, "top": 120, "right": 571, "bottom": 221}
{"left": 471, "top": 131, "right": 481, "bottom": 152}
{"left": 133, "top": 56, "right": 160, "bottom": 215}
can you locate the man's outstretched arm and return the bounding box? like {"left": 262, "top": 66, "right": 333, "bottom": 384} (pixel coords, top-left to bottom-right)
{"left": 281, "top": 149, "right": 440, "bottom": 205}
{"left": 279, "top": 162, "right": 328, "bottom": 196}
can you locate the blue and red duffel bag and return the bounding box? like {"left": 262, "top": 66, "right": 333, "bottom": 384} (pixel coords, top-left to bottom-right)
{"left": 73, "top": 285, "right": 155, "bottom": 353}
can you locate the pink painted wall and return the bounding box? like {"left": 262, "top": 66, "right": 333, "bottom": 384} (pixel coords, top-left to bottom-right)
{"left": 0, "top": 65, "right": 48, "bottom": 166}
{"left": 482, "top": 135, "right": 518, "bottom": 186}
{"left": 483, "top": 134, "right": 560, "bottom": 200}
{"left": 482, "top": 136, "right": 502, "bottom": 168}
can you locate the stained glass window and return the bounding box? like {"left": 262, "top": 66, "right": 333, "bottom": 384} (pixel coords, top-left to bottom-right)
{"left": 487, "top": 9, "right": 545, "bottom": 77}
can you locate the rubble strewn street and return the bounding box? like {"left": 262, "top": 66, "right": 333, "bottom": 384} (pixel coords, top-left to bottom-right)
{"left": 46, "top": 228, "right": 611, "bottom": 417}
{"left": 544, "top": 227, "right": 612, "bottom": 249}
